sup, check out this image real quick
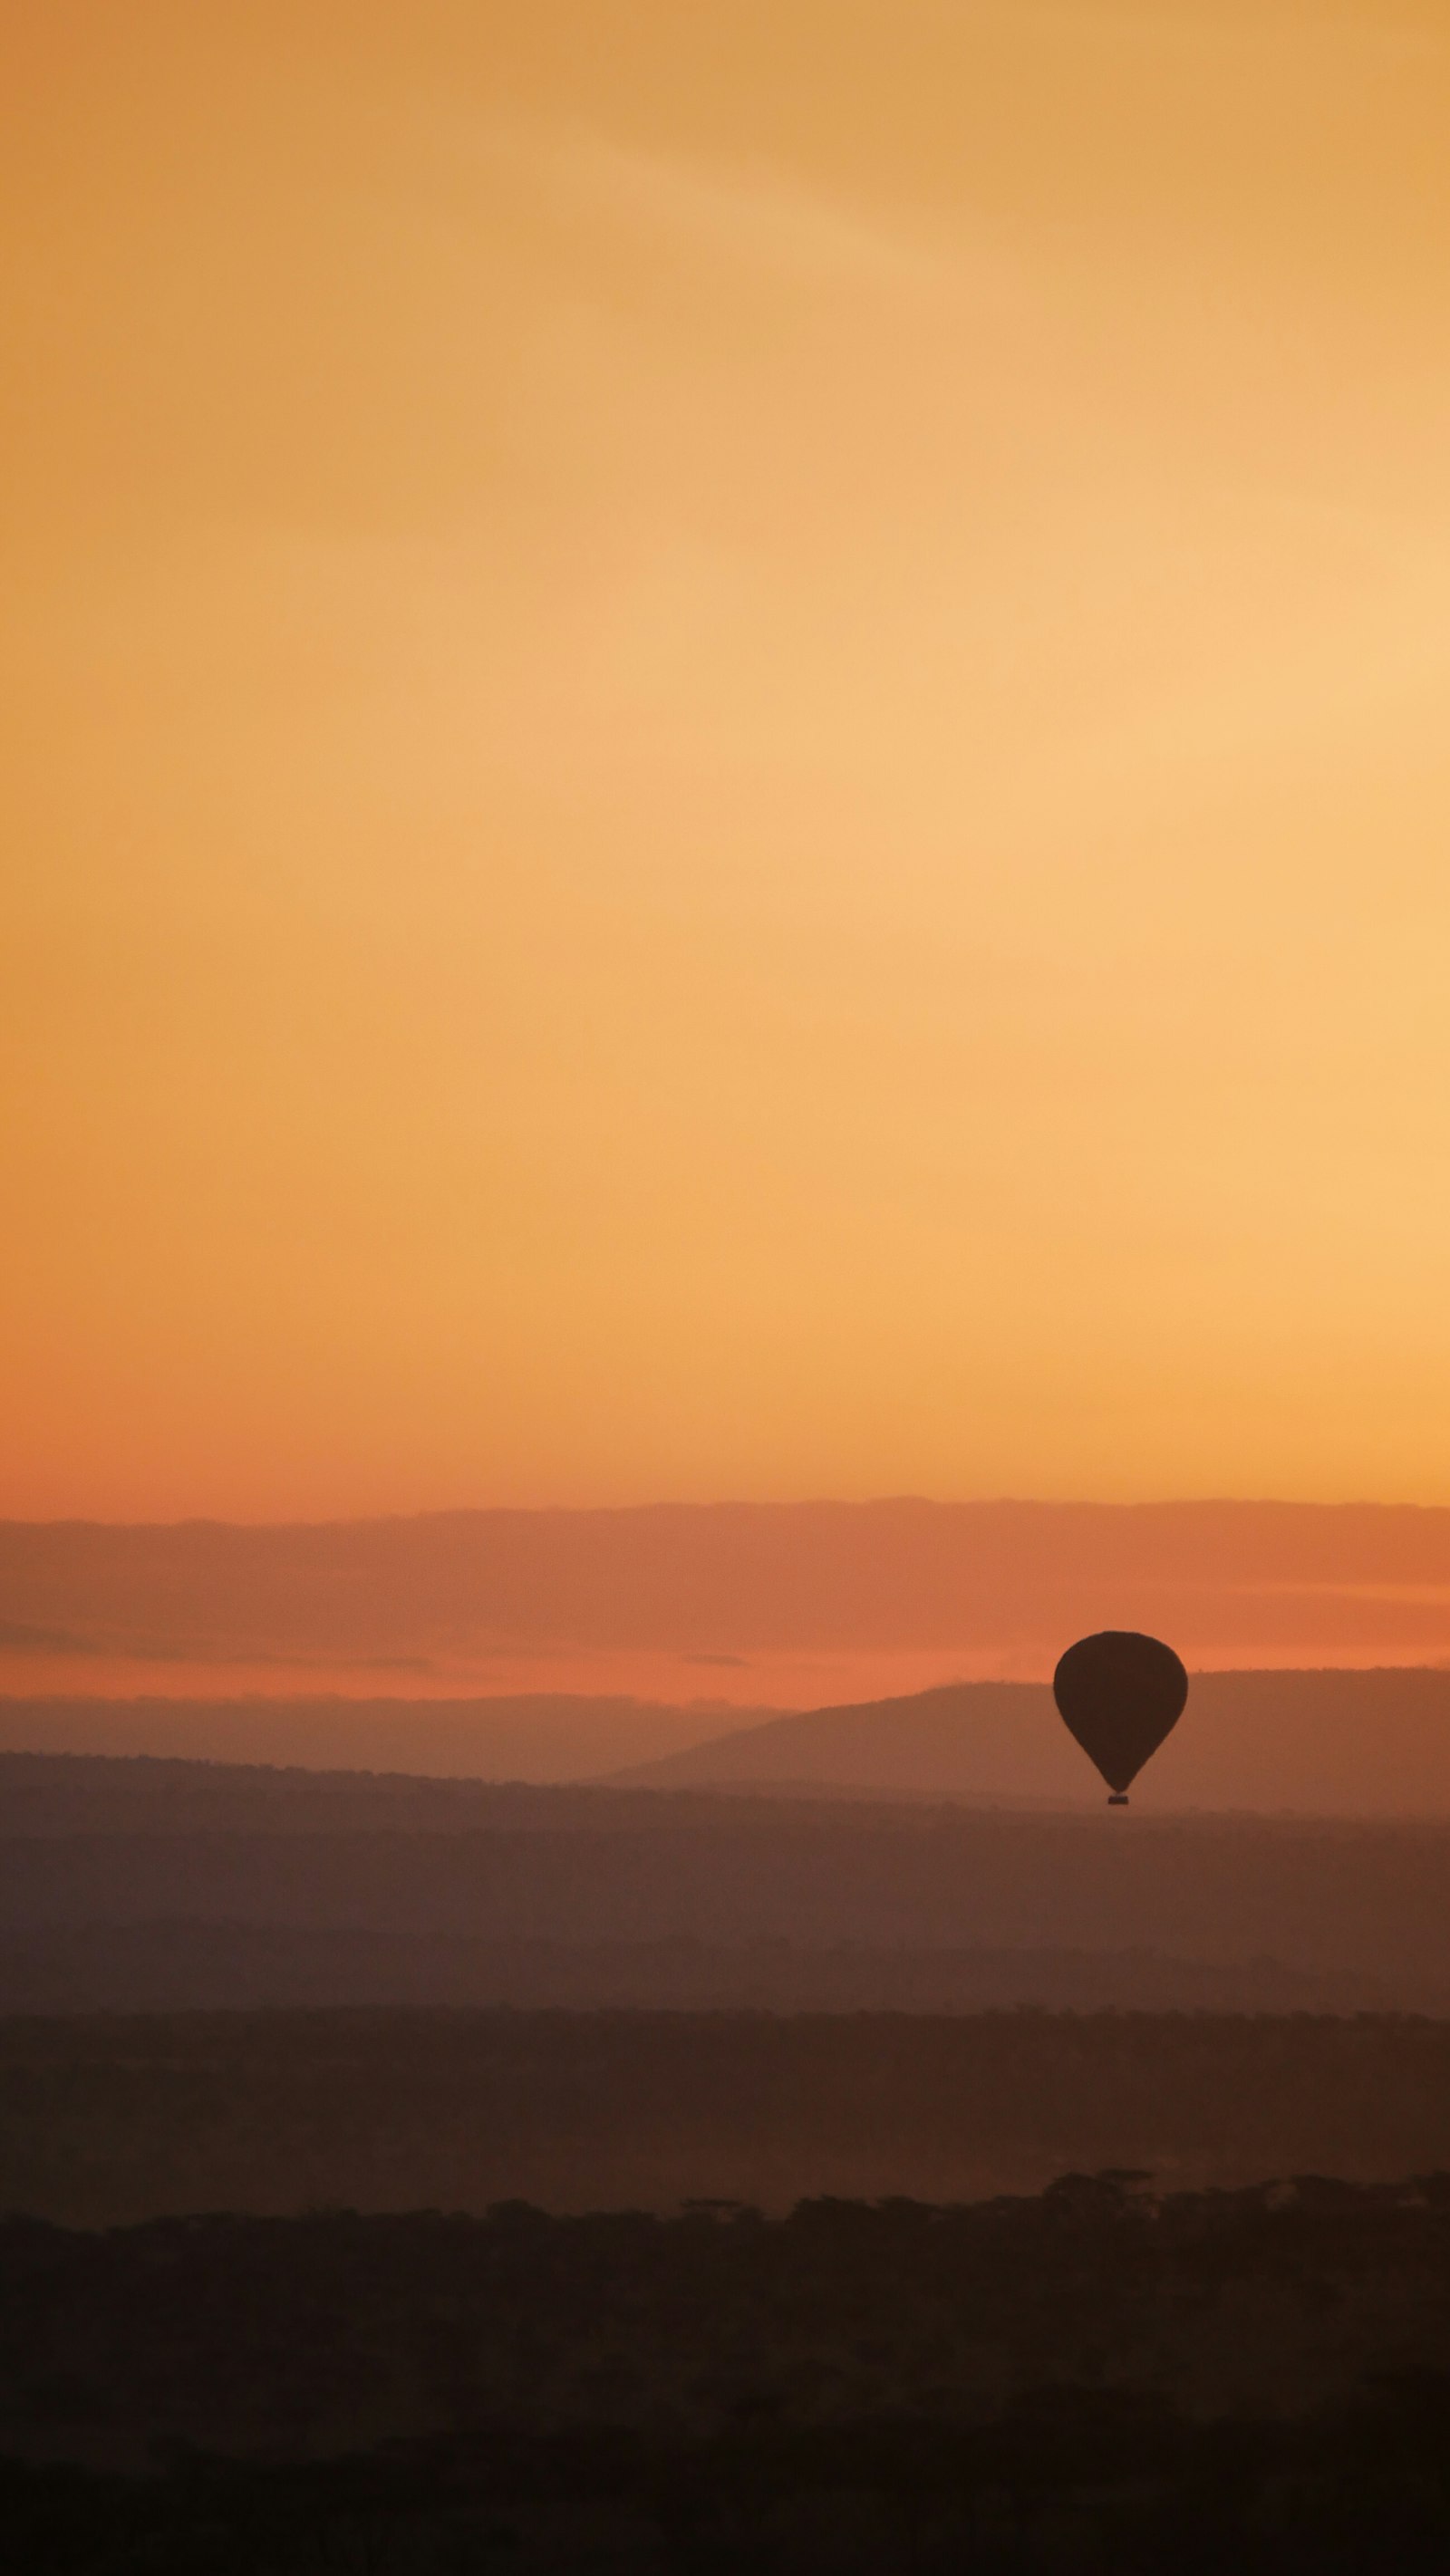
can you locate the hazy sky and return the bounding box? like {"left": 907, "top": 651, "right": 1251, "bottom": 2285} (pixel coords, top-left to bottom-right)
{"left": 5, "top": 1, "right": 1450, "bottom": 1519}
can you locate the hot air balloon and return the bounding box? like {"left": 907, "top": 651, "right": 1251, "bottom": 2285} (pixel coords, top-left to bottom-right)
{"left": 1053, "top": 1631, "right": 1187, "bottom": 1804}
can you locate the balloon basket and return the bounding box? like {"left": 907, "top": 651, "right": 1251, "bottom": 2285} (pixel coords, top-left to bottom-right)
{"left": 1107, "top": 1792, "right": 1129, "bottom": 1806}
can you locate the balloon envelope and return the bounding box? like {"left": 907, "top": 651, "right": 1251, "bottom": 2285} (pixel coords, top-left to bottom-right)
{"left": 1052, "top": 1631, "right": 1188, "bottom": 1799}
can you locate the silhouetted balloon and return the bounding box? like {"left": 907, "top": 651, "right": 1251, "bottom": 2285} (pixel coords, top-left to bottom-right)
{"left": 1053, "top": 1631, "right": 1188, "bottom": 1804}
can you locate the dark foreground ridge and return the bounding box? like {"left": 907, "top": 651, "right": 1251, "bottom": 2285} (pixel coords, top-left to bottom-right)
{"left": 9, "top": 2180, "right": 1450, "bottom": 2570}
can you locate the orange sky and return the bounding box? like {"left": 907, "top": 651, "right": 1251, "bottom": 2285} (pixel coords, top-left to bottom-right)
{"left": 5, "top": 1, "right": 1450, "bottom": 1520}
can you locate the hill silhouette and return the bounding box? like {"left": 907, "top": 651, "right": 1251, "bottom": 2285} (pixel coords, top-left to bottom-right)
{"left": 614, "top": 1666, "right": 1450, "bottom": 1815}
{"left": 12, "top": 1665, "right": 1450, "bottom": 1811}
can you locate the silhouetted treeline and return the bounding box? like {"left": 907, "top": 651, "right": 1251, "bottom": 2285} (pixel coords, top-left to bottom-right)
{"left": 17, "top": 2172, "right": 1450, "bottom": 2444}
{"left": 11, "top": 2185, "right": 1450, "bottom": 2567}
{"left": 8, "top": 2011, "right": 1450, "bottom": 2222}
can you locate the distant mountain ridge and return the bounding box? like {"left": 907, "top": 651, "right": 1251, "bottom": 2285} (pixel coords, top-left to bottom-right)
{"left": 7, "top": 1665, "right": 1450, "bottom": 1811}
{"left": 613, "top": 1666, "right": 1450, "bottom": 1817}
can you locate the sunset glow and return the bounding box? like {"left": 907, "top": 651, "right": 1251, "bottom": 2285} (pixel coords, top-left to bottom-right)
{"left": 5, "top": 2, "right": 1450, "bottom": 1520}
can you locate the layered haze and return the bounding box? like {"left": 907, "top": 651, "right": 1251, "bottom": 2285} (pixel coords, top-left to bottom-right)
{"left": 6, "top": 1500, "right": 1450, "bottom": 1712}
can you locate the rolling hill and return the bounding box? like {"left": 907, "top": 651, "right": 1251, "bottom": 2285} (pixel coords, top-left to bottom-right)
{"left": 613, "top": 1666, "right": 1450, "bottom": 1816}
{"left": 7, "top": 1741, "right": 1450, "bottom": 2013}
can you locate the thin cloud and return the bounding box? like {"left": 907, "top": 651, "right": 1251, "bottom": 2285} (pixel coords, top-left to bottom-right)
{"left": 0, "top": 1621, "right": 109, "bottom": 1656}
{"left": 483, "top": 118, "right": 1011, "bottom": 309}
